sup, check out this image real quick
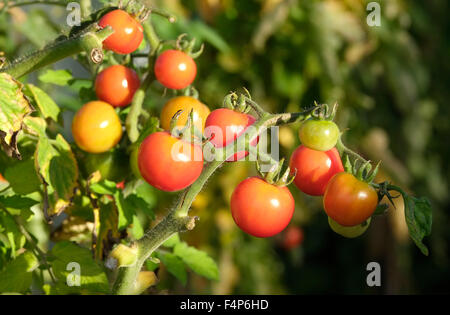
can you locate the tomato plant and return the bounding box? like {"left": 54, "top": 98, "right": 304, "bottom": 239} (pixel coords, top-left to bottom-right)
{"left": 72, "top": 101, "right": 123, "bottom": 154}
{"left": 160, "top": 96, "right": 210, "bottom": 132}
{"left": 138, "top": 132, "right": 203, "bottom": 192}
{"left": 323, "top": 173, "right": 378, "bottom": 226}
{"left": 95, "top": 65, "right": 140, "bottom": 107}
{"left": 204, "top": 108, "right": 257, "bottom": 161}
{"left": 289, "top": 145, "right": 344, "bottom": 196}
{"left": 154, "top": 50, "right": 197, "bottom": 90}
{"left": 231, "top": 177, "right": 295, "bottom": 238}
{"left": 0, "top": 0, "right": 434, "bottom": 296}
{"left": 98, "top": 9, "right": 144, "bottom": 55}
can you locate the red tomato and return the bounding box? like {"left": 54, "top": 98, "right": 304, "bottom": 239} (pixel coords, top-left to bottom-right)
{"left": 138, "top": 132, "right": 203, "bottom": 192}
{"left": 204, "top": 108, "right": 257, "bottom": 162}
{"left": 98, "top": 9, "right": 144, "bottom": 55}
{"left": 231, "top": 177, "right": 295, "bottom": 238}
{"left": 282, "top": 226, "right": 304, "bottom": 250}
{"left": 323, "top": 173, "right": 378, "bottom": 226}
{"left": 116, "top": 181, "right": 125, "bottom": 190}
{"left": 154, "top": 50, "right": 197, "bottom": 90}
{"left": 289, "top": 145, "right": 344, "bottom": 196}
{"left": 95, "top": 65, "right": 140, "bottom": 107}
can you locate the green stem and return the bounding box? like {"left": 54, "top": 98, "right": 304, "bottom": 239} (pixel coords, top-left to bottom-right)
{"left": 80, "top": 0, "right": 92, "bottom": 19}
{"left": 6, "top": 0, "right": 69, "bottom": 8}
{"left": 1, "top": 27, "right": 114, "bottom": 78}
{"left": 336, "top": 137, "right": 368, "bottom": 163}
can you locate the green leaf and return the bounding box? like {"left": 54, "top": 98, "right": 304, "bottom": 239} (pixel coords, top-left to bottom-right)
{"left": 36, "top": 135, "right": 78, "bottom": 201}
{"left": 173, "top": 242, "right": 219, "bottom": 281}
{"left": 157, "top": 252, "right": 187, "bottom": 286}
{"left": 163, "top": 233, "right": 180, "bottom": 248}
{"left": 114, "top": 191, "right": 133, "bottom": 231}
{"left": 135, "top": 181, "right": 157, "bottom": 208}
{"left": 125, "top": 194, "right": 155, "bottom": 220}
{"left": 23, "top": 116, "right": 47, "bottom": 138}
{"left": 95, "top": 202, "right": 119, "bottom": 260}
{"left": 0, "top": 211, "right": 26, "bottom": 258}
{"left": 145, "top": 258, "right": 160, "bottom": 272}
{"left": 130, "top": 215, "right": 144, "bottom": 239}
{"left": 90, "top": 180, "right": 117, "bottom": 195}
{"left": 50, "top": 241, "right": 110, "bottom": 294}
{"left": 0, "top": 251, "right": 39, "bottom": 293}
{"left": 0, "top": 195, "right": 39, "bottom": 210}
{"left": 4, "top": 159, "right": 41, "bottom": 195}
{"left": 38, "top": 70, "right": 73, "bottom": 86}
{"left": 403, "top": 195, "right": 432, "bottom": 256}
{"left": 0, "top": 73, "right": 33, "bottom": 158}
{"left": 25, "top": 84, "right": 60, "bottom": 121}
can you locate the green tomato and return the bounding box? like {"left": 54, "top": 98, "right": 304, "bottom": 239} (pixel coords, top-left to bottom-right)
{"left": 299, "top": 119, "right": 340, "bottom": 151}
{"left": 130, "top": 145, "right": 143, "bottom": 179}
{"left": 328, "top": 216, "right": 371, "bottom": 238}
{"left": 83, "top": 150, "right": 127, "bottom": 182}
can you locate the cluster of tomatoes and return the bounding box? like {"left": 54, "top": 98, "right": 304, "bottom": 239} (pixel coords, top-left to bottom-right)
{"left": 72, "top": 9, "right": 378, "bottom": 244}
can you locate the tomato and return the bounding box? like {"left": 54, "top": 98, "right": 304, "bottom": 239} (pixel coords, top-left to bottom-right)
{"left": 138, "top": 132, "right": 203, "bottom": 192}
{"left": 82, "top": 150, "right": 127, "bottom": 181}
{"left": 98, "top": 9, "right": 144, "bottom": 55}
{"left": 116, "top": 181, "right": 125, "bottom": 190}
{"left": 299, "top": 119, "right": 340, "bottom": 151}
{"left": 204, "top": 108, "right": 257, "bottom": 162}
{"left": 231, "top": 177, "right": 295, "bottom": 238}
{"left": 154, "top": 50, "right": 197, "bottom": 90}
{"left": 289, "top": 145, "right": 344, "bottom": 196}
{"left": 94, "top": 65, "right": 140, "bottom": 107}
{"left": 282, "top": 226, "right": 304, "bottom": 250}
{"left": 0, "top": 173, "right": 6, "bottom": 183}
{"left": 72, "top": 101, "right": 123, "bottom": 154}
{"left": 323, "top": 173, "right": 378, "bottom": 226}
{"left": 328, "top": 217, "right": 371, "bottom": 238}
{"left": 160, "top": 96, "right": 210, "bottom": 133}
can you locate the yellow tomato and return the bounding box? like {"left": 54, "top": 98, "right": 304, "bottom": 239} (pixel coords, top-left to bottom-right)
{"left": 160, "top": 96, "right": 210, "bottom": 133}
{"left": 72, "top": 101, "right": 123, "bottom": 153}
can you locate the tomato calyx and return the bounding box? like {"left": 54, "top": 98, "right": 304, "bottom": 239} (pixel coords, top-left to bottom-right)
{"left": 311, "top": 101, "right": 338, "bottom": 121}
{"left": 169, "top": 109, "right": 204, "bottom": 145}
{"left": 256, "top": 158, "right": 296, "bottom": 187}
{"left": 175, "top": 34, "right": 204, "bottom": 59}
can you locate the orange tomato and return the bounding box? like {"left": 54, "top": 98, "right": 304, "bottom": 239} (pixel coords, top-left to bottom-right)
{"left": 72, "top": 101, "right": 123, "bottom": 153}
{"left": 323, "top": 173, "right": 378, "bottom": 226}
{"left": 160, "top": 96, "right": 210, "bottom": 133}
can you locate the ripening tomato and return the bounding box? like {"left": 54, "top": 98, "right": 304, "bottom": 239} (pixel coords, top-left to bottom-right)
{"left": 72, "top": 101, "right": 123, "bottom": 153}
{"left": 95, "top": 65, "right": 140, "bottom": 107}
{"left": 204, "top": 108, "right": 257, "bottom": 162}
{"left": 289, "top": 145, "right": 344, "bottom": 196}
{"left": 160, "top": 96, "right": 210, "bottom": 133}
{"left": 154, "top": 50, "right": 197, "bottom": 90}
{"left": 282, "top": 226, "right": 304, "bottom": 250}
{"left": 231, "top": 177, "right": 295, "bottom": 238}
{"left": 323, "top": 173, "right": 378, "bottom": 226}
{"left": 328, "top": 217, "right": 371, "bottom": 238}
{"left": 299, "top": 119, "right": 340, "bottom": 151}
{"left": 98, "top": 9, "right": 144, "bottom": 54}
{"left": 138, "top": 132, "right": 203, "bottom": 192}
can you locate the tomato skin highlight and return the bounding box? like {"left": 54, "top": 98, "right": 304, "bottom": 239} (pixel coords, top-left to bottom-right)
{"left": 154, "top": 50, "right": 197, "bottom": 90}
{"left": 160, "top": 96, "right": 210, "bottom": 133}
{"left": 138, "top": 132, "right": 203, "bottom": 192}
{"left": 289, "top": 145, "right": 344, "bottom": 196}
{"left": 95, "top": 65, "right": 140, "bottom": 107}
{"left": 231, "top": 177, "right": 295, "bottom": 238}
{"left": 323, "top": 173, "right": 378, "bottom": 226}
{"left": 204, "top": 108, "right": 258, "bottom": 162}
{"left": 299, "top": 119, "right": 340, "bottom": 151}
{"left": 98, "top": 9, "right": 144, "bottom": 54}
{"left": 72, "top": 101, "right": 123, "bottom": 154}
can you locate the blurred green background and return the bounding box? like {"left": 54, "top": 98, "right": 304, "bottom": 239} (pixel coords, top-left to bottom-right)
{"left": 1, "top": 0, "right": 449, "bottom": 294}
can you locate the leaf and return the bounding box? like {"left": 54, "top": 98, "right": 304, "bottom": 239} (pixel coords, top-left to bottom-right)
{"left": 25, "top": 84, "right": 60, "bottom": 121}
{"left": 23, "top": 116, "right": 47, "bottom": 138}
{"left": 4, "top": 159, "right": 41, "bottom": 195}
{"left": 403, "top": 195, "right": 432, "bottom": 256}
{"left": 39, "top": 70, "right": 73, "bottom": 86}
{"left": 173, "top": 242, "right": 219, "bottom": 281}
{"left": 0, "top": 251, "right": 39, "bottom": 293}
{"left": 137, "top": 117, "right": 160, "bottom": 143}
{"left": 50, "top": 241, "right": 110, "bottom": 294}
{"left": 157, "top": 252, "right": 187, "bottom": 286}
{"left": 0, "top": 211, "right": 26, "bottom": 258}
{"left": 125, "top": 194, "right": 155, "bottom": 220}
{"left": 131, "top": 215, "right": 144, "bottom": 239}
{"left": 95, "top": 202, "right": 119, "bottom": 260}
{"left": 0, "top": 195, "right": 39, "bottom": 210}
{"left": 0, "top": 73, "right": 34, "bottom": 159}
{"left": 114, "top": 191, "right": 133, "bottom": 231}
{"left": 163, "top": 233, "right": 180, "bottom": 248}
{"left": 89, "top": 180, "right": 117, "bottom": 195}
{"left": 35, "top": 135, "right": 78, "bottom": 215}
